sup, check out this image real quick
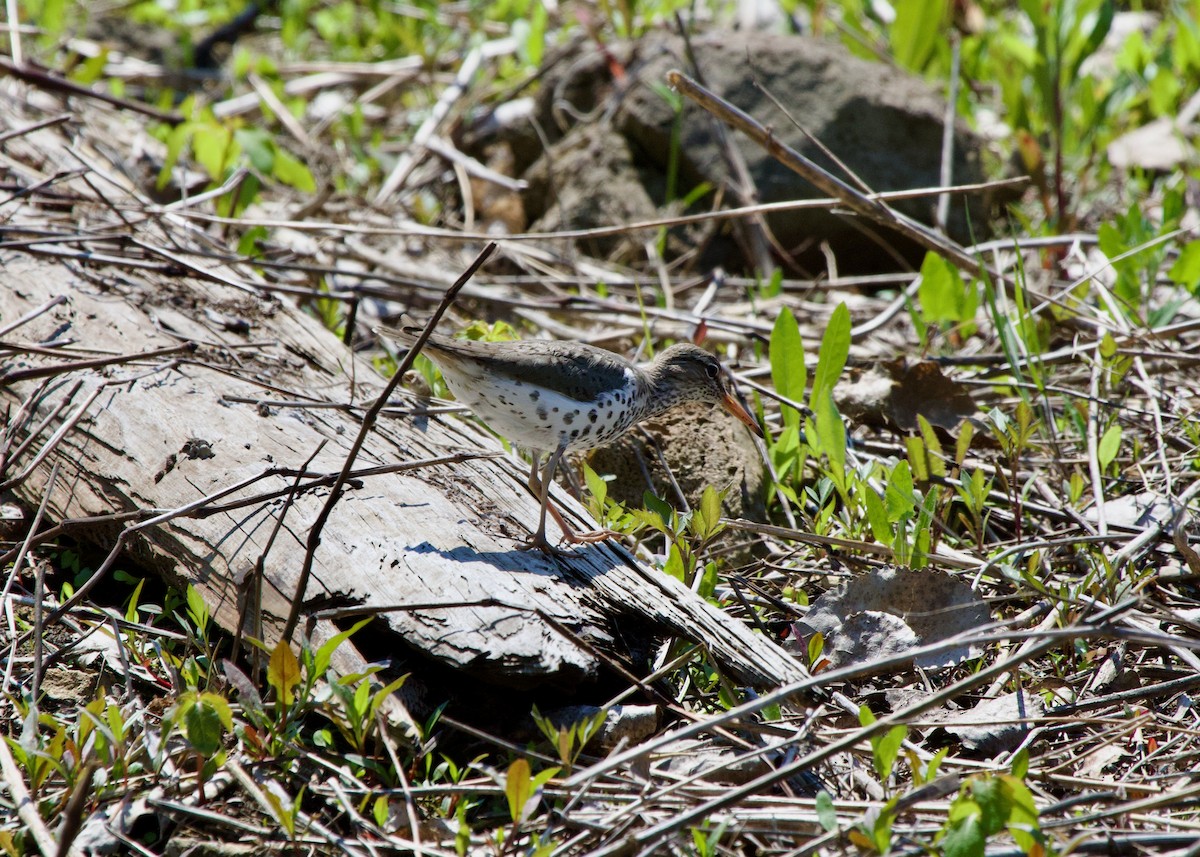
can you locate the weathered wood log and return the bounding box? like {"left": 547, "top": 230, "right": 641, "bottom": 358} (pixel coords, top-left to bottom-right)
{"left": 1, "top": 253, "right": 806, "bottom": 694}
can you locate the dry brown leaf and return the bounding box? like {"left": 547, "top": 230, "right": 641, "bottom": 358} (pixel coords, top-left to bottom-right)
{"left": 926, "top": 690, "right": 1044, "bottom": 755}
{"left": 836, "top": 358, "right": 976, "bottom": 432}
{"left": 796, "top": 566, "right": 989, "bottom": 671}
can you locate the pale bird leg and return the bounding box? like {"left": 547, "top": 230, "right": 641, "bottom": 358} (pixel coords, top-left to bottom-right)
{"left": 522, "top": 449, "right": 618, "bottom": 550}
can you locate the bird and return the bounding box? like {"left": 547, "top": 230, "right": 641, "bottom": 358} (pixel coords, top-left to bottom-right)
{"left": 376, "top": 316, "right": 763, "bottom": 553}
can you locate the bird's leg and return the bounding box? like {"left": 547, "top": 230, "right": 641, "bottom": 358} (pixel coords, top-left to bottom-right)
{"left": 547, "top": 461, "right": 620, "bottom": 545}
{"left": 519, "top": 446, "right": 569, "bottom": 554}
{"left": 520, "top": 449, "right": 618, "bottom": 550}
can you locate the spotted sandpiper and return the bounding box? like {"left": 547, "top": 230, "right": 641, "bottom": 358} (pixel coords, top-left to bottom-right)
{"left": 376, "top": 317, "right": 763, "bottom": 553}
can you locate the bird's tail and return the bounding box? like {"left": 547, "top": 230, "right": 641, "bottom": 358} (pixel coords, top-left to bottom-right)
{"left": 373, "top": 313, "right": 423, "bottom": 346}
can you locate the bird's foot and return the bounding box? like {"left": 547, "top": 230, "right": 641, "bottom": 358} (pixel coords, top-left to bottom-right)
{"left": 561, "top": 527, "right": 621, "bottom": 545}
{"left": 517, "top": 532, "right": 575, "bottom": 556}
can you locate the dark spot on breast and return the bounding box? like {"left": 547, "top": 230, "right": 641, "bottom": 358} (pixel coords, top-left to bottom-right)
{"left": 537, "top": 407, "right": 548, "bottom": 420}
{"left": 570, "top": 429, "right": 579, "bottom": 439}
{"left": 588, "top": 410, "right": 598, "bottom": 422}
{"left": 530, "top": 390, "right": 540, "bottom": 401}
{"left": 563, "top": 412, "right": 576, "bottom": 425}
{"left": 552, "top": 407, "right": 559, "bottom": 413}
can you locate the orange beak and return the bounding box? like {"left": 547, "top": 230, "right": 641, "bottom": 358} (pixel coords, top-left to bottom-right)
{"left": 721, "top": 391, "right": 764, "bottom": 438}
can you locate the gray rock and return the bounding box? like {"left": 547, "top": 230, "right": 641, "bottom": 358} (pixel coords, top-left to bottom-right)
{"left": 534, "top": 30, "right": 990, "bottom": 272}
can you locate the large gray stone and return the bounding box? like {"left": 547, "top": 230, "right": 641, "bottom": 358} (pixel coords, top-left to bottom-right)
{"left": 532, "top": 30, "right": 990, "bottom": 273}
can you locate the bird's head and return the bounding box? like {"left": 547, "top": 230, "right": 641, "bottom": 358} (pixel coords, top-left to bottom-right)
{"left": 649, "top": 343, "right": 764, "bottom": 437}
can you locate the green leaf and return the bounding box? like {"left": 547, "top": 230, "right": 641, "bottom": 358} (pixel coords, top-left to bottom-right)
{"left": 815, "top": 790, "right": 837, "bottom": 832}
{"left": 886, "top": 461, "right": 916, "bottom": 520}
{"left": 1011, "top": 748, "right": 1029, "bottom": 780}
{"left": 955, "top": 421, "right": 974, "bottom": 466}
{"left": 811, "top": 303, "right": 850, "bottom": 405}
{"left": 906, "top": 435, "right": 928, "bottom": 482}
{"left": 663, "top": 543, "right": 687, "bottom": 583}
{"left": 971, "top": 777, "right": 1009, "bottom": 836}
{"left": 1068, "top": 0, "right": 1115, "bottom": 80}
{"left": 182, "top": 693, "right": 230, "bottom": 756}
{"left": 770, "top": 307, "right": 807, "bottom": 430}
{"left": 699, "top": 485, "right": 722, "bottom": 537}
{"left": 314, "top": 617, "right": 373, "bottom": 680}
{"left": 918, "top": 251, "right": 974, "bottom": 325}
{"left": 942, "top": 814, "right": 985, "bottom": 857}
{"left": 892, "top": 0, "right": 946, "bottom": 70}
{"left": 124, "top": 577, "right": 145, "bottom": 623}
{"left": 873, "top": 725, "right": 907, "bottom": 780}
{"left": 813, "top": 394, "right": 846, "bottom": 492}
{"left": 917, "top": 415, "right": 946, "bottom": 477}
{"left": 186, "top": 584, "right": 209, "bottom": 631}
{"left": 1098, "top": 423, "right": 1122, "bottom": 470}
{"left": 864, "top": 488, "right": 890, "bottom": 543}
{"left": 807, "top": 631, "right": 825, "bottom": 666}
{"left": 642, "top": 492, "right": 674, "bottom": 528}
{"left": 583, "top": 463, "right": 607, "bottom": 508}
{"left": 373, "top": 796, "right": 389, "bottom": 828}
{"left": 268, "top": 641, "right": 301, "bottom": 706}
{"left": 272, "top": 148, "right": 317, "bottom": 192}
{"left": 192, "top": 124, "right": 234, "bottom": 180}
{"left": 504, "top": 758, "right": 532, "bottom": 824}
{"left": 1169, "top": 241, "right": 1200, "bottom": 290}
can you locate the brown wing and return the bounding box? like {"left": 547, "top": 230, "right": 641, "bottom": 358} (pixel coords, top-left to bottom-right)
{"left": 377, "top": 317, "right": 636, "bottom": 402}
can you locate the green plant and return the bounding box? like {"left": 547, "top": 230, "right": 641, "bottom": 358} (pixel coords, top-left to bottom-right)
{"left": 859, "top": 706, "right": 908, "bottom": 786}
{"left": 938, "top": 771, "right": 1045, "bottom": 856}
{"left": 531, "top": 705, "right": 607, "bottom": 775}
{"left": 636, "top": 486, "right": 726, "bottom": 597}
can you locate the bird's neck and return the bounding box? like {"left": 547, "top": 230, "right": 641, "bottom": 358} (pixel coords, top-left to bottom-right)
{"left": 640, "top": 367, "right": 684, "bottom": 420}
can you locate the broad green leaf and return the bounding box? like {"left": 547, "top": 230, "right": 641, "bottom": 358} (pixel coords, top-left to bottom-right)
{"left": 1169, "top": 241, "right": 1200, "bottom": 290}
{"left": 942, "top": 814, "right": 985, "bottom": 857}
{"left": 642, "top": 492, "right": 674, "bottom": 528}
{"left": 183, "top": 693, "right": 230, "bottom": 756}
{"left": 815, "top": 790, "right": 837, "bottom": 832}
{"left": 186, "top": 584, "right": 209, "bottom": 630}
{"left": 1010, "top": 748, "right": 1030, "bottom": 780}
{"left": 971, "top": 777, "right": 1009, "bottom": 836}
{"left": 314, "top": 617, "right": 373, "bottom": 680}
{"left": 805, "top": 630, "right": 824, "bottom": 663}
{"left": 698, "top": 486, "right": 723, "bottom": 538}
{"left": 192, "top": 124, "right": 234, "bottom": 179}
{"left": 873, "top": 724, "right": 907, "bottom": 780}
{"left": 864, "top": 488, "right": 890, "bottom": 543}
{"left": 1098, "top": 423, "right": 1122, "bottom": 470}
{"left": 505, "top": 758, "right": 532, "bottom": 824}
{"left": 663, "top": 544, "right": 686, "bottom": 583}
{"left": 886, "top": 461, "right": 916, "bottom": 520}
{"left": 892, "top": 0, "right": 946, "bottom": 70}
{"left": 268, "top": 641, "right": 301, "bottom": 706}
{"left": 583, "top": 463, "right": 607, "bottom": 508}
{"left": 273, "top": 148, "right": 317, "bottom": 192}
{"left": 917, "top": 415, "right": 947, "bottom": 477}
{"left": 906, "top": 435, "right": 928, "bottom": 482}
{"left": 917, "top": 251, "right": 960, "bottom": 324}
{"left": 770, "top": 308, "right": 806, "bottom": 430}
{"left": 812, "top": 303, "right": 851, "bottom": 405}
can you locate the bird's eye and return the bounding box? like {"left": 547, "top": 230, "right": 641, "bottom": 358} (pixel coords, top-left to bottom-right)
{"left": 705, "top": 362, "right": 719, "bottom": 379}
